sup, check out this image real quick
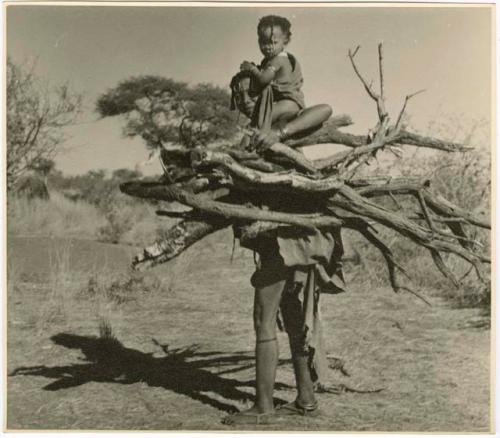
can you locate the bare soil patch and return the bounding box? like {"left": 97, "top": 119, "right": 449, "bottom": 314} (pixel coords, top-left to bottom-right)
{"left": 6, "top": 233, "right": 491, "bottom": 431}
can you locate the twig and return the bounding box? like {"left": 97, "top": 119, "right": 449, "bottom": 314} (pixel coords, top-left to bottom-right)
{"left": 388, "top": 191, "right": 403, "bottom": 210}
{"left": 398, "top": 286, "right": 432, "bottom": 307}
{"left": 458, "top": 265, "right": 474, "bottom": 282}
{"left": 378, "top": 43, "right": 385, "bottom": 101}
{"left": 417, "top": 189, "right": 438, "bottom": 233}
{"left": 395, "top": 89, "right": 426, "bottom": 131}
{"left": 430, "top": 249, "right": 460, "bottom": 288}
{"left": 377, "top": 43, "right": 388, "bottom": 121}
{"left": 348, "top": 46, "right": 379, "bottom": 102}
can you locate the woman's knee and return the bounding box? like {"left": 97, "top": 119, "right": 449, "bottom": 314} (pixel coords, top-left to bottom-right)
{"left": 253, "top": 301, "right": 277, "bottom": 337}
{"left": 253, "top": 282, "right": 285, "bottom": 337}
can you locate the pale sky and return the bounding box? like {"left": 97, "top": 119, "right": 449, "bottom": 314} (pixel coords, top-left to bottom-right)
{"left": 7, "top": 4, "right": 493, "bottom": 175}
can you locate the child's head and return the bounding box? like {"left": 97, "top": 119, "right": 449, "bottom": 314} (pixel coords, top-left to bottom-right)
{"left": 257, "top": 15, "right": 292, "bottom": 59}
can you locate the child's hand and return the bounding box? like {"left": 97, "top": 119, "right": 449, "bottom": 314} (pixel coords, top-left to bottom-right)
{"left": 240, "top": 127, "right": 258, "bottom": 152}
{"left": 240, "top": 61, "right": 257, "bottom": 73}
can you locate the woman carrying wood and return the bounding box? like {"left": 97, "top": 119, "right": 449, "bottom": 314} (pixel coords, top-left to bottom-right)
{"left": 222, "top": 71, "right": 346, "bottom": 425}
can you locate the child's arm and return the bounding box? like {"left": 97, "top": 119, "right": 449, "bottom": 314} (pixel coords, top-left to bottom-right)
{"left": 240, "top": 57, "right": 285, "bottom": 87}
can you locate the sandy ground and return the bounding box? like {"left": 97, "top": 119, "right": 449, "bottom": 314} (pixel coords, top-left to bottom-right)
{"left": 6, "top": 233, "right": 492, "bottom": 432}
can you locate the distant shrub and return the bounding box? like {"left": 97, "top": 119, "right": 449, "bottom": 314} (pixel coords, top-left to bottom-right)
{"left": 80, "top": 269, "right": 162, "bottom": 304}
{"left": 97, "top": 194, "right": 135, "bottom": 244}
{"left": 14, "top": 173, "right": 50, "bottom": 200}
{"left": 95, "top": 190, "right": 173, "bottom": 246}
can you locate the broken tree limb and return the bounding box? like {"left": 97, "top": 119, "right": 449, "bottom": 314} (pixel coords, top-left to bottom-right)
{"left": 354, "top": 183, "right": 490, "bottom": 229}
{"left": 315, "top": 128, "right": 399, "bottom": 174}
{"left": 288, "top": 125, "right": 471, "bottom": 155}
{"left": 190, "top": 150, "right": 344, "bottom": 194}
{"left": 237, "top": 159, "right": 285, "bottom": 173}
{"left": 348, "top": 175, "right": 427, "bottom": 189}
{"left": 290, "top": 127, "right": 368, "bottom": 149}
{"left": 120, "top": 181, "right": 343, "bottom": 230}
{"left": 398, "top": 131, "right": 472, "bottom": 153}
{"left": 329, "top": 186, "right": 490, "bottom": 267}
{"left": 132, "top": 218, "right": 229, "bottom": 270}
{"left": 265, "top": 143, "right": 319, "bottom": 175}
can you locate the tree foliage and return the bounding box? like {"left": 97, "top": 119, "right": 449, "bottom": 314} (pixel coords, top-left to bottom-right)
{"left": 96, "top": 75, "right": 237, "bottom": 150}
{"left": 30, "top": 157, "right": 56, "bottom": 179}
{"left": 7, "top": 57, "right": 82, "bottom": 190}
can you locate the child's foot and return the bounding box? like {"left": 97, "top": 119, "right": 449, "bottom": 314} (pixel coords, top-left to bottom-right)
{"left": 221, "top": 405, "right": 277, "bottom": 425}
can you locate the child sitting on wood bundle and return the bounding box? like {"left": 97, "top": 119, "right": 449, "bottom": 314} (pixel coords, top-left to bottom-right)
{"left": 239, "top": 15, "right": 306, "bottom": 135}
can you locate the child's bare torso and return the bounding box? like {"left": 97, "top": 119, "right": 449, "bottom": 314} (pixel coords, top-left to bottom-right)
{"left": 261, "top": 52, "right": 305, "bottom": 109}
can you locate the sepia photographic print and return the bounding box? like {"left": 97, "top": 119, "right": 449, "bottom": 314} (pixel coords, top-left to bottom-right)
{"left": 4, "top": 2, "right": 494, "bottom": 433}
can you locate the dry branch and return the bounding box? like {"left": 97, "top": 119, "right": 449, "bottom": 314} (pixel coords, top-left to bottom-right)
{"left": 120, "top": 181, "right": 343, "bottom": 230}
{"left": 190, "top": 150, "right": 343, "bottom": 194}
{"left": 398, "top": 131, "right": 472, "bottom": 153}
{"left": 120, "top": 42, "right": 489, "bottom": 295}
{"left": 291, "top": 127, "right": 368, "bottom": 149}
{"left": 355, "top": 182, "right": 490, "bottom": 229}
{"left": 288, "top": 126, "right": 470, "bottom": 154}
{"left": 329, "top": 186, "right": 490, "bottom": 271}
{"left": 132, "top": 218, "right": 229, "bottom": 270}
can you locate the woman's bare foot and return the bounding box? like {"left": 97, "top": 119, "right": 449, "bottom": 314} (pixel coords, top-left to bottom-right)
{"left": 222, "top": 405, "right": 276, "bottom": 425}
{"left": 296, "top": 390, "right": 316, "bottom": 409}
{"left": 276, "top": 399, "right": 320, "bottom": 417}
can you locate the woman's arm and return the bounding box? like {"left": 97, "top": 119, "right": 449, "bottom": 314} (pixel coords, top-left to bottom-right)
{"left": 252, "top": 104, "right": 333, "bottom": 149}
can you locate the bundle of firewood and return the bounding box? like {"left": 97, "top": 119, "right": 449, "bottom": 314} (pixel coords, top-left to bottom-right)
{"left": 120, "top": 45, "right": 490, "bottom": 301}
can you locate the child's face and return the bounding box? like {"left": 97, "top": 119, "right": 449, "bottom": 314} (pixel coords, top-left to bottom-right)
{"left": 258, "top": 25, "right": 288, "bottom": 59}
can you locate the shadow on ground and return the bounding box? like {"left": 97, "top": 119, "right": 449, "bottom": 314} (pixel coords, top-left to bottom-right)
{"left": 10, "top": 333, "right": 292, "bottom": 412}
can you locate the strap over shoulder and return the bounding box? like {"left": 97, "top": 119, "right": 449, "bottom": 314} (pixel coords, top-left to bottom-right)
{"left": 286, "top": 52, "right": 297, "bottom": 71}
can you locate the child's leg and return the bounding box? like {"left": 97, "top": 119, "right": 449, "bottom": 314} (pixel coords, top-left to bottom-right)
{"left": 271, "top": 100, "right": 301, "bottom": 125}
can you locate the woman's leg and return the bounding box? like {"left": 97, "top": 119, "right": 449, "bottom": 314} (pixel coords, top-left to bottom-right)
{"left": 223, "top": 281, "right": 286, "bottom": 424}
{"left": 280, "top": 280, "right": 317, "bottom": 408}
{"left": 253, "top": 277, "right": 287, "bottom": 413}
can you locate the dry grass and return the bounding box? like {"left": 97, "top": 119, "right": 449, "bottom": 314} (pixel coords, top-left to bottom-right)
{"left": 7, "top": 235, "right": 167, "bottom": 339}
{"left": 6, "top": 233, "right": 491, "bottom": 432}
{"left": 36, "top": 242, "right": 76, "bottom": 334}
{"left": 7, "top": 191, "right": 106, "bottom": 240}
{"left": 7, "top": 191, "right": 174, "bottom": 248}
